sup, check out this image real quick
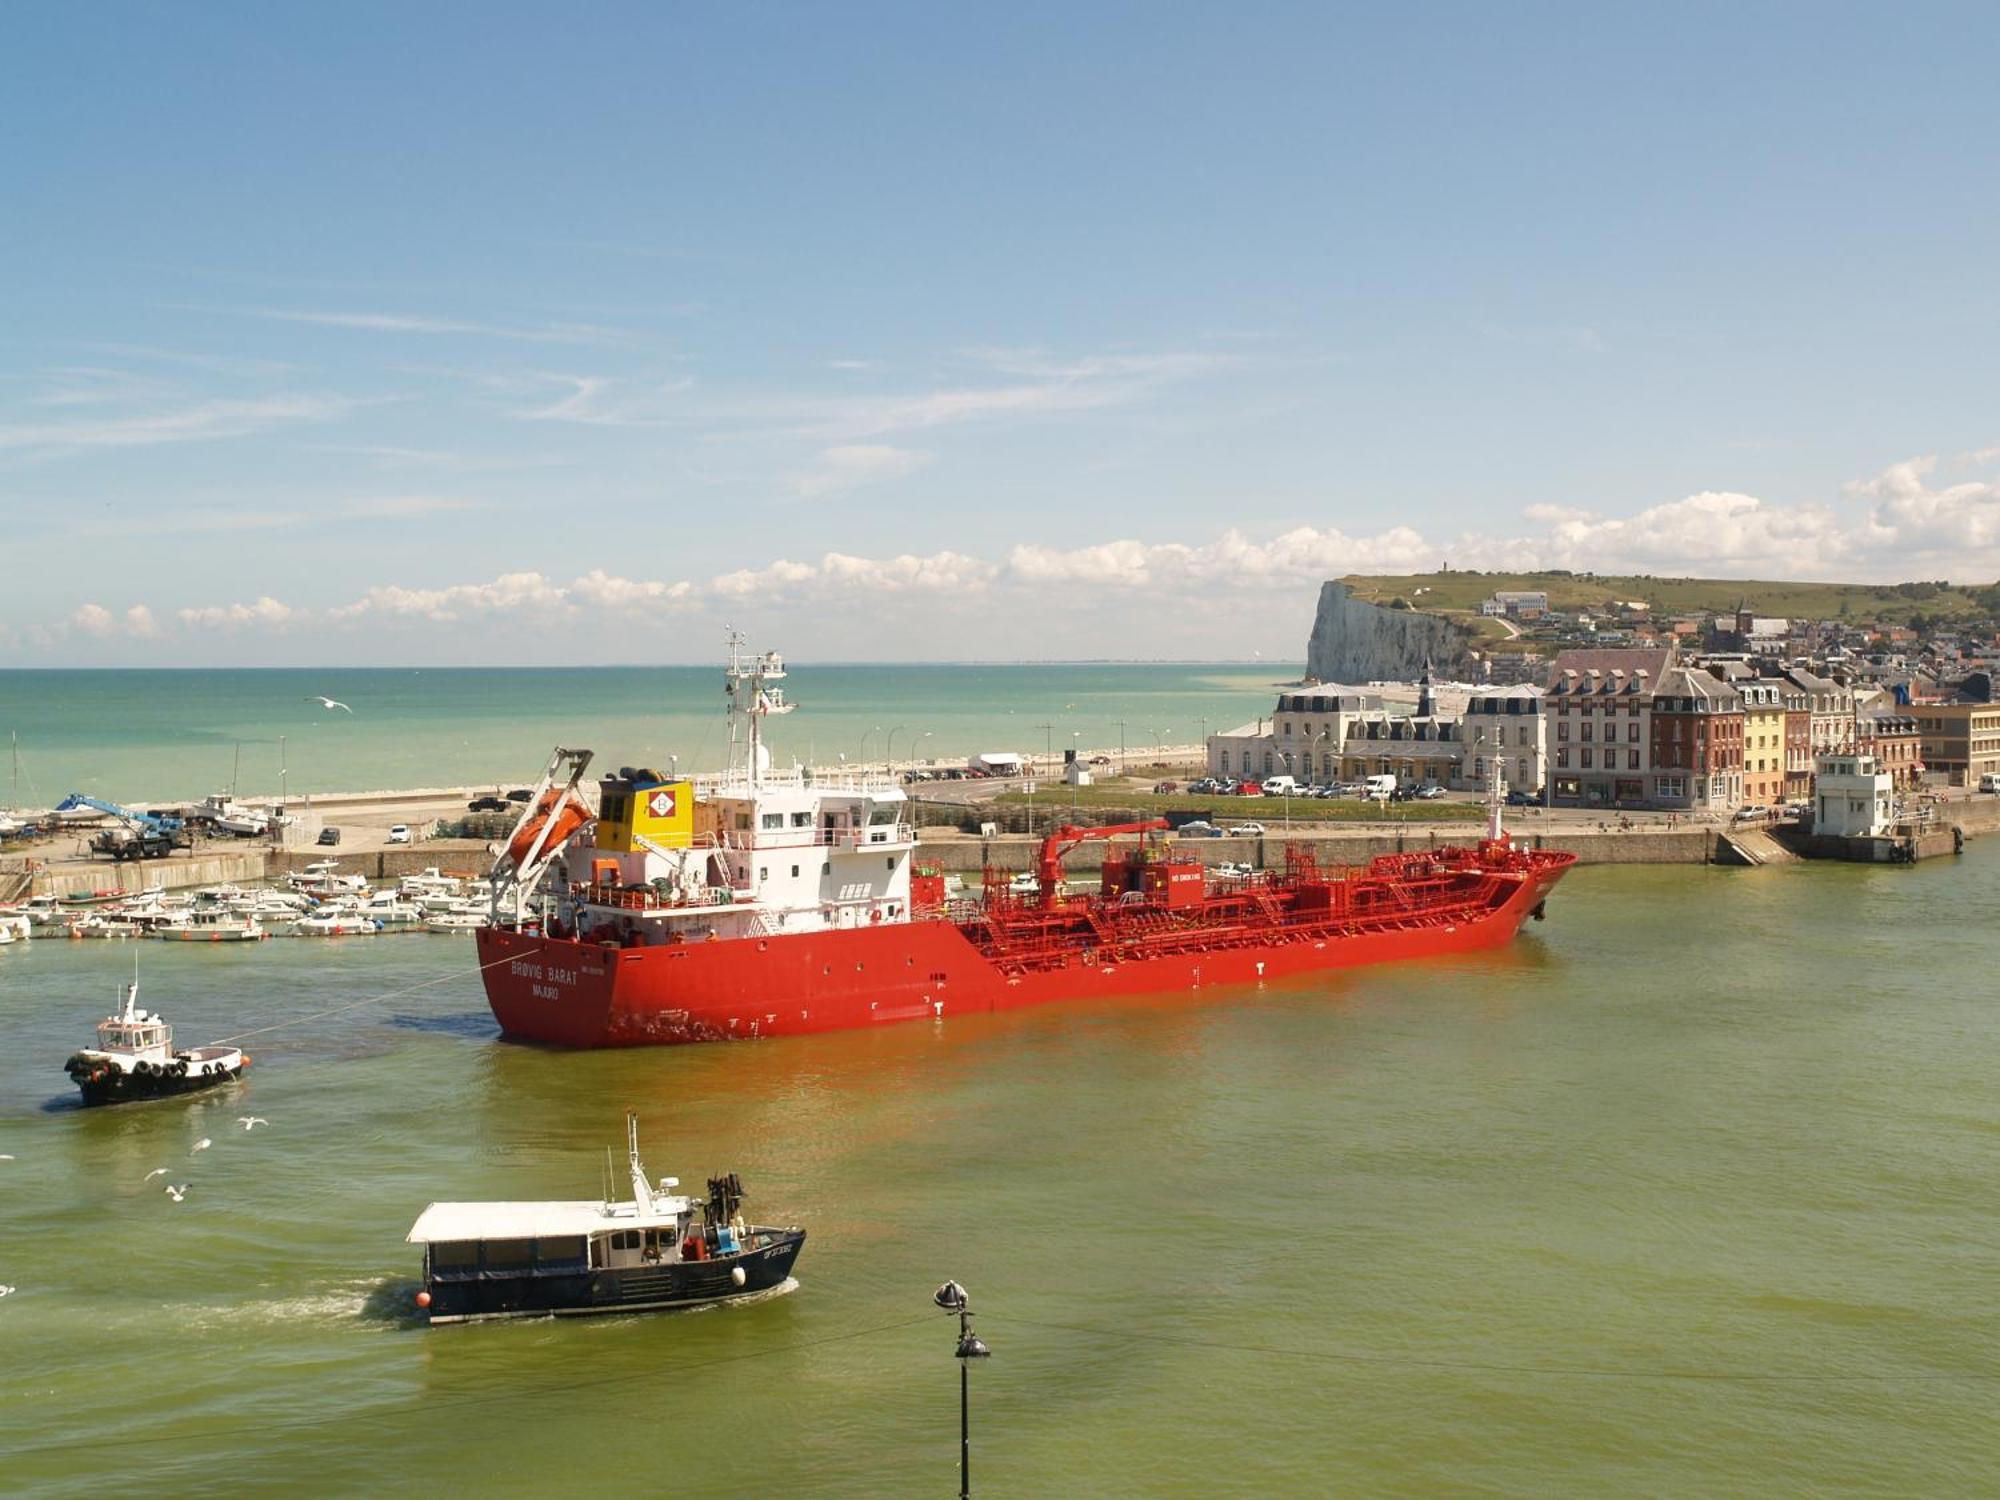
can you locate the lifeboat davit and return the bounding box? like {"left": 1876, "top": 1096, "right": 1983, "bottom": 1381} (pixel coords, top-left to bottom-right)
{"left": 506, "top": 788, "right": 593, "bottom": 867}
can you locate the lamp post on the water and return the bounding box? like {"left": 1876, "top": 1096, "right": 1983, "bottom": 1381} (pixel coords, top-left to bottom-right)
{"left": 934, "top": 1280, "right": 991, "bottom": 1498}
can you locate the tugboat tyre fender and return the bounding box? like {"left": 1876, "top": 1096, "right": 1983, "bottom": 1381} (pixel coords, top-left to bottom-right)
{"left": 731, "top": 1266, "right": 747, "bottom": 1287}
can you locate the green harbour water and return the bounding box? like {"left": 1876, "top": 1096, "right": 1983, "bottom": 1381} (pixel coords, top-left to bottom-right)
{"left": 3, "top": 845, "right": 1997, "bottom": 1494}
{"left": 0, "top": 663, "right": 1295, "bottom": 806}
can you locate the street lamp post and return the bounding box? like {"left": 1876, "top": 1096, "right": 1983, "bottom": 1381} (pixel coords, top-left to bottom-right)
{"left": 1116, "top": 719, "right": 1126, "bottom": 772}
{"left": 860, "top": 725, "right": 882, "bottom": 773}
{"left": 886, "top": 724, "right": 908, "bottom": 775}
{"left": 1278, "top": 751, "right": 1293, "bottom": 831}
{"left": 935, "top": 1280, "right": 991, "bottom": 1498}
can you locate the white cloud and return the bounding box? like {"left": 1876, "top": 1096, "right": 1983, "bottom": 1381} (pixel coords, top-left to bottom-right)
{"left": 71, "top": 603, "right": 116, "bottom": 637}
{"left": 791, "top": 444, "right": 930, "bottom": 499}
{"left": 518, "top": 374, "right": 695, "bottom": 426}
{"left": 124, "top": 605, "right": 159, "bottom": 638}
{"left": 331, "top": 572, "right": 570, "bottom": 623}
{"left": 568, "top": 570, "right": 696, "bottom": 611}
{"left": 0, "top": 395, "right": 349, "bottom": 454}
{"left": 242, "top": 309, "right": 618, "bottom": 344}
{"left": 177, "top": 596, "right": 298, "bottom": 629}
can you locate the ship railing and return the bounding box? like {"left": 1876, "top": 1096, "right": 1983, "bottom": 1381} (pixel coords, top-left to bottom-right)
{"left": 691, "top": 769, "right": 902, "bottom": 797}
{"left": 710, "top": 824, "right": 914, "bottom": 853}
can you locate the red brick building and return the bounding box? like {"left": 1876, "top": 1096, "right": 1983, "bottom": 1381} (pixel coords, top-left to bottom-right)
{"left": 1648, "top": 665, "right": 1745, "bottom": 811}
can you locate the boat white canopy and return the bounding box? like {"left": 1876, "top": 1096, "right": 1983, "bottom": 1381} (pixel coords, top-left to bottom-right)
{"left": 406, "top": 1195, "right": 690, "bottom": 1244}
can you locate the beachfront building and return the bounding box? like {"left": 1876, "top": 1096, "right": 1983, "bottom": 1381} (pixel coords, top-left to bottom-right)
{"left": 1814, "top": 751, "right": 1895, "bottom": 837}
{"left": 1649, "top": 665, "right": 1746, "bottom": 812}
{"left": 1546, "top": 649, "right": 1672, "bottom": 807}
{"left": 1782, "top": 668, "right": 1858, "bottom": 762}
{"left": 1207, "top": 687, "right": 1382, "bottom": 783}
{"left": 1338, "top": 712, "right": 1464, "bottom": 787}
{"left": 1461, "top": 685, "right": 1546, "bottom": 796}
{"left": 1859, "top": 712, "right": 1923, "bottom": 789}
{"left": 1738, "top": 680, "right": 1788, "bottom": 806}
{"left": 1778, "top": 677, "right": 1815, "bottom": 804}
{"left": 1905, "top": 701, "right": 2000, "bottom": 787}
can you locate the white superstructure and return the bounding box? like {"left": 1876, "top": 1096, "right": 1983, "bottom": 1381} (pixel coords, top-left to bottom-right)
{"left": 505, "top": 638, "right": 919, "bottom": 944}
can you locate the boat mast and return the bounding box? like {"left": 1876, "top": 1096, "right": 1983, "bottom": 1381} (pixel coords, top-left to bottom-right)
{"left": 723, "top": 632, "right": 793, "bottom": 788}
{"left": 625, "top": 1110, "right": 655, "bottom": 1213}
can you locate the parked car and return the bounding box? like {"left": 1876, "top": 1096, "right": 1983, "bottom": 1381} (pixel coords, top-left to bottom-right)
{"left": 1087, "top": 755, "right": 1112, "bottom": 766}
{"left": 1413, "top": 784, "right": 1447, "bottom": 800}
{"left": 467, "top": 795, "right": 509, "bottom": 813}
{"left": 505, "top": 788, "right": 534, "bottom": 803}
{"left": 388, "top": 824, "right": 412, "bottom": 845}
{"left": 1733, "top": 805, "right": 1771, "bottom": 821}
{"left": 1236, "top": 782, "right": 1264, "bottom": 797}
{"left": 317, "top": 826, "right": 342, "bottom": 846}
{"left": 1505, "top": 789, "right": 1542, "bottom": 807}
{"left": 1227, "top": 822, "right": 1266, "bottom": 837}
{"left": 1153, "top": 781, "right": 1179, "bottom": 794}
{"left": 1176, "top": 820, "right": 1223, "bottom": 837}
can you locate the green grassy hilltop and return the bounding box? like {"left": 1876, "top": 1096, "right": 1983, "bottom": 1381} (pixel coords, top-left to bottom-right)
{"left": 1341, "top": 571, "right": 1994, "bottom": 628}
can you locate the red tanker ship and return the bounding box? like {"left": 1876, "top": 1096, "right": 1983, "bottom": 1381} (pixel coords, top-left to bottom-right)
{"left": 476, "top": 644, "right": 1575, "bottom": 1048}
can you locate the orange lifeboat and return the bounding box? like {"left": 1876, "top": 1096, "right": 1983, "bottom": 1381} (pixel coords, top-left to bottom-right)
{"left": 506, "top": 788, "right": 593, "bottom": 867}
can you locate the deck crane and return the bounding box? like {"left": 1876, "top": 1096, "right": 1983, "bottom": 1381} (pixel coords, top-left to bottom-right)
{"left": 1035, "top": 819, "right": 1170, "bottom": 905}
{"left": 54, "top": 794, "right": 190, "bottom": 862}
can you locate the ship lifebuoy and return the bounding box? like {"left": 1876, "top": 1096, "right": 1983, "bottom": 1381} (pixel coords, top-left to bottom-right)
{"left": 870, "top": 908, "right": 882, "bottom": 923}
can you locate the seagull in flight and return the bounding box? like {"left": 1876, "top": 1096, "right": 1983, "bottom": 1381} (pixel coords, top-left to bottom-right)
{"left": 306, "top": 696, "right": 354, "bottom": 714}
{"left": 0, "top": 1285, "right": 15, "bottom": 1298}
{"left": 237, "top": 1117, "right": 268, "bottom": 1131}
{"left": 144, "top": 1167, "right": 169, "bottom": 1182}
{"left": 164, "top": 1184, "right": 189, "bottom": 1202}
{"left": 190, "top": 1137, "right": 212, "bottom": 1154}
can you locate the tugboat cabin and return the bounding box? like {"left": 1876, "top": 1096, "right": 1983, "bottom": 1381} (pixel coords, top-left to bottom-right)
{"left": 97, "top": 1010, "right": 171, "bottom": 1060}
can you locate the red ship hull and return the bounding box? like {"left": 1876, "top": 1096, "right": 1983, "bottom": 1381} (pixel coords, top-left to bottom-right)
{"left": 477, "top": 847, "right": 1575, "bottom": 1048}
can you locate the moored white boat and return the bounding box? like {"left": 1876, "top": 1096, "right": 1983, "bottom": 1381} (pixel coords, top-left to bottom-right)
{"left": 296, "top": 909, "right": 383, "bottom": 936}
{"left": 155, "top": 909, "right": 266, "bottom": 942}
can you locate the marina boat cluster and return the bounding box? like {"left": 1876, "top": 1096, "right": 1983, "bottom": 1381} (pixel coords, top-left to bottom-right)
{"left": 0, "top": 864, "right": 493, "bottom": 943}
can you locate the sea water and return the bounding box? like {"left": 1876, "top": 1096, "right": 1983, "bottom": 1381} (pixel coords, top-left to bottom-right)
{"left": 1, "top": 845, "right": 1996, "bottom": 1493}
{"left": 0, "top": 663, "right": 1293, "bottom": 805}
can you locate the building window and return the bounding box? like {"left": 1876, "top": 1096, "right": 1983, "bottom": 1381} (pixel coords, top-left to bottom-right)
{"left": 1556, "top": 748, "right": 1569, "bottom": 769}
{"left": 1581, "top": 748, "right": 1594, "bottom": 769}
{"left": 1629, "top": 749, "right": 1641, "bottom": 770}
{"left": 1557, "top": 722, "right": 1569, "bottom": 742}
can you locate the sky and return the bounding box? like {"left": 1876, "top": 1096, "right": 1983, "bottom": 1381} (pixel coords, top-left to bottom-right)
{"left": 4, "top": 2, "right": 2000, "bottom": 666}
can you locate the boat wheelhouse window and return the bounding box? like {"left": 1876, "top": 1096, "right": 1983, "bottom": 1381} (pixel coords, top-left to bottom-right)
{"left": 611, "top": 1230, "right": 641, "bottom": 1250}
{"left": 483, "top": 1239, "right": 534, "bottom": 1271}
{"left": 431, "top": 1241, "right": 479, "bottom": 1271}
{"left": 536, "top": 1236, "right": 586, "bottom": 1267}
{"left": 867, "top": 804, "right": 898, "bottom": 825}
{"left": 761, "top": 813, "right": 783, "bottom": 830}
{"left": 790, "top": 811, "right": 812, "bottom": 827}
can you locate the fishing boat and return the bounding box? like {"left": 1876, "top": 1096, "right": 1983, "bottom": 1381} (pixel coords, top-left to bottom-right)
{"left": 404, "top": 1112, "right": 804, "bottom": 1325}
{"left": 474, "top": 641, "right": 1577, "bottom": 1049}
{"left": 62, "top": 977, "right": 248, "bottom": 1105}
{"left": 155, "top": 908, "right": 266, "bottom": 942}
{"left": 72, "top": 913, "right": 147, "bottom": 940}
{"left": 0, "top": 913, "right": 27, "bottom": 946}
{"left": 19, "top": 895, "right": 77, "bottom": 936}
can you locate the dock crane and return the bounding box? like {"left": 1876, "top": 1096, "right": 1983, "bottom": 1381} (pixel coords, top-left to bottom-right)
{"left": 54, "top": 794, "right": 190, "bottom": 862}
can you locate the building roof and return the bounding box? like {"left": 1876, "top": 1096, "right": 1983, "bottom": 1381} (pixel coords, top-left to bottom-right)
{"left": 1653, "top": 664, "right": 1743, "bottom": 709}
{"left": 406, "top": 1195, "right": 692, "bottom": 1243}
{"left": 1546, "top": 647, "right": 1675, "bottom": 693}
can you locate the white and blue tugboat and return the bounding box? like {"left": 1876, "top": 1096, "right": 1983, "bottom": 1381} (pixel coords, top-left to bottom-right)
{"left": 62, "top": 978, "right": 248, "bottom": 1105}
{"left": 405, "top": 1113, "right": 805, "bottom": 1324}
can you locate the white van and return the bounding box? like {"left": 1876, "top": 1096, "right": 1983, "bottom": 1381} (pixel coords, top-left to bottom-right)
{"left": 1363, "top": 774, "right": 1398, "bottom": 800}
{"left": 1979, "top": 773, "right": 2000, "bottom": 793}
{"left": 1260, "top": 774, "right": 1300, "bottom": 795}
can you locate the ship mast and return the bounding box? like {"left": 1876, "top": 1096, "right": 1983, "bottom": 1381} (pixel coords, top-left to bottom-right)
{"left": 724, "top": 631, "right": 794, "bottom": 788}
